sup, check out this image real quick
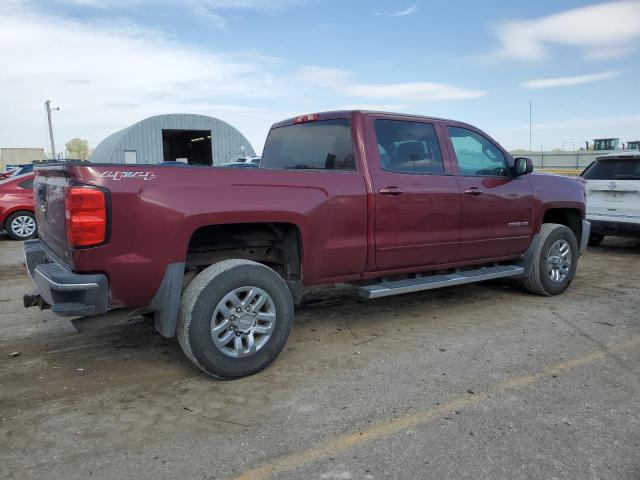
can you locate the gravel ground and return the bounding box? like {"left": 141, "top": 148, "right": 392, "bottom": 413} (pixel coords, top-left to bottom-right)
{"left": 0, "top": 234, "right": 638, "bottom": 480}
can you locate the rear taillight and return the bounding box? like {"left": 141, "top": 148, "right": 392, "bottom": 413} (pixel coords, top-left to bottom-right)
{"left": 65, "top": 186, "right": 107, "bottom": 247}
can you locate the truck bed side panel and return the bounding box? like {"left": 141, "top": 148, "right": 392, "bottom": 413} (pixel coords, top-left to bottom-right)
{"left": 66, "top": 165, "right": 368, "bottom": 307}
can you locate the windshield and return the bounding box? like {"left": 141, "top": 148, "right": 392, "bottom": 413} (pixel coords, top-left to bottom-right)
{"left": 581, "top": 158, "right": 640, "bottom": 180}
{"left": 261, "top": 119, "right": 355, "bottom": 171}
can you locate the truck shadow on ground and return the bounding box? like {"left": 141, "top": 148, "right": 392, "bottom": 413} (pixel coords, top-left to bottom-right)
{"left": 2, "top": 237, "right": 638, "bottom": 413}
{"left": 589, "top": 237, "right": 640, "bottom": 253}
{"left": 1, "top": 277, "right": 530, "bottom": 387}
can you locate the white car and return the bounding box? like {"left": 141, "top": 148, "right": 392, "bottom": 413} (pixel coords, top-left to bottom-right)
{"left": 228, "top": 156, "right": 261, "bottom": 168}
{"left": 581, "top": 151, "right": 640, "bottom": 246}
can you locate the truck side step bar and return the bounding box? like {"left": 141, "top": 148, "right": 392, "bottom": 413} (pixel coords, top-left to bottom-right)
{"left": 358, "top": 265, "right": 524, "bottom": 299}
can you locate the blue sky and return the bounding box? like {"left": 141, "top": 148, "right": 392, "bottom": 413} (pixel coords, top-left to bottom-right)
{"left": 1, "top": 0, "right": 639, "bottom": 154}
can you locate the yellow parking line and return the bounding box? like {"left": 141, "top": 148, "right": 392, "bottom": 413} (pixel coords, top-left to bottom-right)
{"left": 536, "top": 168, "right": 583, "bottom": 176}
{"left": 230, "top": 337, "right": 640, "bottom": 480}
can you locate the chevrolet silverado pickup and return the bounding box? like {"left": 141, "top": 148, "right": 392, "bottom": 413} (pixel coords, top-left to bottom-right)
{"left": 24, "top": 110, "right": 590, "bottom": 378}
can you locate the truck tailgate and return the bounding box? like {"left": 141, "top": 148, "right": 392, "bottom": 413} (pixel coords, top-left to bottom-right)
{"left": 34, "top": 167, "right": 73, "bottom": 263}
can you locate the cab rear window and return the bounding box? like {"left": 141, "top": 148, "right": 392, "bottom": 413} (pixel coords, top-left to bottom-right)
{"left": 581, "top": 158, "right": 640, "bottom": 180}
{"left": 261, "top": 119, "right": 356, "bottom": 171}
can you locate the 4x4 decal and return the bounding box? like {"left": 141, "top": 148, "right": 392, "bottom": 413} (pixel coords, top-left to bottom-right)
{"left": 100, "top": 171, "right": 156, "bottom": 181}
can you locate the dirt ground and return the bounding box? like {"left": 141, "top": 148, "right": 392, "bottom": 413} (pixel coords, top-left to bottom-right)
{"left": 1, "top": 234, "right": 639, "bottom": 480}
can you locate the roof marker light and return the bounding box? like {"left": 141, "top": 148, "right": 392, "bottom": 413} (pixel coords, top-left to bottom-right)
{"left": 294, "top": 113, "right": 319, "bottom": 124}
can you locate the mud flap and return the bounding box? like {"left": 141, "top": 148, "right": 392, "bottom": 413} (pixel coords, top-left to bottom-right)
{"left": 149, "top": 262, "right": 185, "bottom": 338}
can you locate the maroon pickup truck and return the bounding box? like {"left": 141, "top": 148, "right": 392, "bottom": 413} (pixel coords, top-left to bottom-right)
{"left": 24, "top": 110, "right": 590, "bottom": 378}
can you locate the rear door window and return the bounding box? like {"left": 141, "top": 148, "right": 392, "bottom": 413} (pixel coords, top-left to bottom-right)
{"left": 581, "top": 158, "right": 640, "bottom": 180}
{"left": 261, "top": 119, "right": 355, "bottom": 171}
{"left": 374, "top": 120, "right": 445, "bottom": 174}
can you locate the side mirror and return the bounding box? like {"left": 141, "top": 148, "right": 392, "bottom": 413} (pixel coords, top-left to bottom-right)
{"left": 513, "top": 157, "right": 533, "bottom": 176}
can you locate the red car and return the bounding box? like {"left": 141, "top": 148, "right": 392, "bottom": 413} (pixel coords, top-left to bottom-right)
{"left": 0, "top": 173, "right": 36, "bottom": 240}
{"left": 0, "top": 169, "right": 17, "bottom": 180}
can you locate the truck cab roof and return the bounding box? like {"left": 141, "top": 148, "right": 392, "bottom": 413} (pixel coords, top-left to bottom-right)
{"left": 271, "top": 110, "right": 469, "bottom": 129}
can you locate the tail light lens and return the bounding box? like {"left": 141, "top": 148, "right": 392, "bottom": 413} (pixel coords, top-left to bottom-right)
{"left": 65, "top": 186, "right": 107, "bottom": 247}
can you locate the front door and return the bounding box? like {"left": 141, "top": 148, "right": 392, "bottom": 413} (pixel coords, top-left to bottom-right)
{"left": 367, "top": 116, "right": 461, "bottom": 270}
{"left": 445, "top": 125, "right": 533, "bottom": 261}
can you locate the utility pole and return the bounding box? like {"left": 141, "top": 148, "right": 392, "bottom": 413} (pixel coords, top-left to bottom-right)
{"left": 529, "top": 100, "right": 532, "bottom": 155}
{"left": 44, "top": 100, "right": 60, "bottom": 158}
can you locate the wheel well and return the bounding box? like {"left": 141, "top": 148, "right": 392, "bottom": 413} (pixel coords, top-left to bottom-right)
{"left": 542, "top": 209, "right": 582, "bottom": 244}
{"left": 186, "top": 222, "right": 302, "bottom": 283}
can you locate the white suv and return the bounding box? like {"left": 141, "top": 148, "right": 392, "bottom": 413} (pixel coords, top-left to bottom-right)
{"left": 581, "top": 152, "right": 640, "bottom": 246}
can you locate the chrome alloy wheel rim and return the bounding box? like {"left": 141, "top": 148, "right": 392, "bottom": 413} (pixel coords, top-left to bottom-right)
{"left": 11, "top": 215, "right": 36, "bottom": 238}
{"left": 547, "top": 239, "right": 572, "bottom": 283}
{"left": 211, "top": 286, "right": 276, "bottom": 358}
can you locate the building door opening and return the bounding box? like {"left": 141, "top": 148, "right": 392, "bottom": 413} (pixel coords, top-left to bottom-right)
{"left": 162, "top": 129, "right": 213, "bottom": 165}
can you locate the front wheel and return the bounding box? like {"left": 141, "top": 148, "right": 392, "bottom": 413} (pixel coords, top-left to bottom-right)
{"left": 6, "top": 211, "right": 37, "bottom": 240}
{"left": 177, "top": 259, "right": 294, "bottom": 379}
{"left": 522, "top": 223, "right": 579, "bottom": 296}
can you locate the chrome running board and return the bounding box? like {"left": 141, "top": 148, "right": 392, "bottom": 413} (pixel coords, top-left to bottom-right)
{"left": 358, "top": 265, "right": 524, "bottom": 299}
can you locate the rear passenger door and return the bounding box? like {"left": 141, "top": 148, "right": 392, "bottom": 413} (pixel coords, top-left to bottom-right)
{"left": 444, "top": 124, "right": 533, "bottom": 261}
{"left": 366, "top": 115, "right": 461, "bottom": 270}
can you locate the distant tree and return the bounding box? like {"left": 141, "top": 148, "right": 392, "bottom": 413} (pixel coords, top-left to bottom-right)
{"left": 65, "top": 138, "right": 90, "bottom": 161}
{"left": 509, "top": 149, "right": 529, "bottom": 154}
{"left": 551, "top": 148, "right": 563, "bottom": 152}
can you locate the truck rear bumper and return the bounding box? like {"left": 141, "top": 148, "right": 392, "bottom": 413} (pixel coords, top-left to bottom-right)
{"left": 23, "top": 239, "right": 109, "bottom": 317}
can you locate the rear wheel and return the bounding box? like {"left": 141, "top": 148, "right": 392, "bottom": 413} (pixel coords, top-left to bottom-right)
{"left": 6, "top": 211, "right": 37, "bottom": 240}
{"left": 522, "top": 223, "right": 578, "bottom": 296}
{"left": 177, "top": 259, "right": 294, "bottom": 379}
{"left": 588, "top": 233, "right": 604, "bottom": 247}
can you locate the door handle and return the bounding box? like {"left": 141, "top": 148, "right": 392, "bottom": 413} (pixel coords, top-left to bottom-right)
{"left": 379, "top": 186, "right": 403, "bottom": 196}
{"left": 464, "top": 187, "right": 483, "bottom": 196}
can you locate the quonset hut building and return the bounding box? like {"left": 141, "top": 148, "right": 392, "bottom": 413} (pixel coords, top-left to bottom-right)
{"left": 90, "top": 114, "right": 255, "bottom": 165}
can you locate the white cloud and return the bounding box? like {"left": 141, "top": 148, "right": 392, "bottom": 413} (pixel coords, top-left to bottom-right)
{"left": 390, "top": 4, "right": 419, "bottom": 17}
{"left": 0, "top": 7, "right": 293, "bottom": 153}
{"left": 51, "top": 0, "right": 303, "bottom": 11}
{"left": 48, "top": 0, "right": 305, "bottom": 29}
{"left": 486, "top": 1, "right": 640, "bottom": 61}
{"left": 296, "top": 66, "right": 352, "bottom": 88}
{"left": 374, "top": 3, "right": 419, "bottom": 17}
{"left": 0, "top": 5, "right": 481, "bottom": 157}
{"left": 504, "top": 113, "right": 640, "bottom": 132}
{"left": 521, "top": 70, "right": 620, "bottom": 89}
{"left": 340, "top": 82, "right": 484, "bottom": 101}
{"left": 337, "top": 104, "right": 413, "bottom": 112}
{"left": 296, "top": 66, "right": 485, "bottom": 102}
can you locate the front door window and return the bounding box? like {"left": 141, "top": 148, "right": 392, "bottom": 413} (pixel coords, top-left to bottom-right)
{"left": 447, "top": 126, "right": 508, "bottom": 177}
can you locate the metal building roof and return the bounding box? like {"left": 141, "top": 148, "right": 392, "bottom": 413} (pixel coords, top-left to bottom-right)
{"left": 90, "top": 113, "right": 255, "bottom": 165}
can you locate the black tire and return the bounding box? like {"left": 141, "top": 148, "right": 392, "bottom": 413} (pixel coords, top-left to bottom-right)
{"left": 177, "top": 259, "right": 294, "bottom": 379}
{"left": 5, "top": 211, "right": 37, "bottom": 240}
{"left": 588, "top": 233, "right": 604, "bottom": 247}
{"left": 522, "top": 223, "right": 579, "bottom": 296}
